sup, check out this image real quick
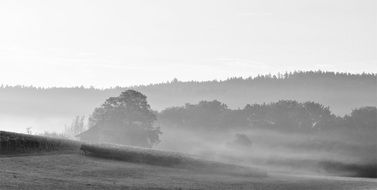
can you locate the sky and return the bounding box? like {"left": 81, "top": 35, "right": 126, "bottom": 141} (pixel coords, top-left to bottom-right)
{"left": 0, "top": 0, "right": 376, "bottom": 88}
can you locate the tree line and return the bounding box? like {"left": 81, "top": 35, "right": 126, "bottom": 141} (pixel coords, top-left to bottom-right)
{"left": 0, "top": 71, "right": 376, "bottom": 117}
{"left": 38, "top": 90, "right": 375, "bottom": 153}
{"left": 158, "top": 100, "right": 376, "bottom": 138}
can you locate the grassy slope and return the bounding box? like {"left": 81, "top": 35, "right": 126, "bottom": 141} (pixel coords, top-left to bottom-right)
{"left": 1, "top": 131, "right": 376, "bottom": 189}
{"left": 1, "top": 154, "right": 377, "bottom": 190}
{"left": 0, "top": 131, "right": 264, "bottom": 177}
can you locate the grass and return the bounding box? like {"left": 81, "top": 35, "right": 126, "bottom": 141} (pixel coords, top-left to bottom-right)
{"left": 1, "top": 154, "right": 377, "bottom": 190}
{"left": 80, "top": 143, "right": 266, "bottom": 177}
{"left": 0, "top": 131, "right": 264, "bottom": 177}
{"left": 319, "top": 160, "right": 377, "bottom": 178}
{"left": 0, "top": 131, "right": 80, "bottom": 155}
{"left": 1, "top": 131, "right": 376, "bottom": 189}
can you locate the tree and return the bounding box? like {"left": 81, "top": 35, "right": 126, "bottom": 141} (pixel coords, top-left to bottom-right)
{"left": 64, "top": 115, "right": 86, "bottom": 138}
{"left": 26, "top": 127, "right": 32, "bottom": 135}
{"left": 303, "top": 101, "right": 334, "bottom": 129}
{"left": 88, "top": 90, "right": 160, "bottom": 147}
{"left": 243, "top": 100, "right": 337, "bottom": 132}
{"left": 343, "top": 107, "right": 377, "bottom": 136}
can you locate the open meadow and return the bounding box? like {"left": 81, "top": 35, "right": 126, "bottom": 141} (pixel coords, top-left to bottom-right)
{"left": 1, "top": 131, "right": 376, "bottom": 190}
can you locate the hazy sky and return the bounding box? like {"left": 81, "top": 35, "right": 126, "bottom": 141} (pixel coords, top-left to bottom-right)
{"left": 0, "top": 0, "right": 376, "bottom": 87}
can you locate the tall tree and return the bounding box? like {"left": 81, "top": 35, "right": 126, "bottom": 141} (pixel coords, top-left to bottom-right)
{"left": 88, "top": 90, "right": 160, "bottom": 147}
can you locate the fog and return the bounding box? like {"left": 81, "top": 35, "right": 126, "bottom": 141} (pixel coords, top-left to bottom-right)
{"left": 0, "top": 115, "right": 70, "bottom": 134}
{"left": 1, "top": 112, "right": 375, "bottom": 178}
{"left": 156, "top": 126, "right": 376, "bottom": 177}
{"left": 0, "top": 1, "right": 376, "bottom": 188}
{"left": 1, "top": 73, "right": 376, "bottom": 178}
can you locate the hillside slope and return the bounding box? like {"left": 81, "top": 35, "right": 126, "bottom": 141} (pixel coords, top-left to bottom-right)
{"left": 0, "top": 131, "right": 265, "bottom": 177}
{"left": 0, "top": 132, "right": 377, "bottom": 190}
{"left": 1, "top": 154, "right": 377, "bottom": 190}
{"left": 1, "top": 131, "right": 377, "bottom": 189}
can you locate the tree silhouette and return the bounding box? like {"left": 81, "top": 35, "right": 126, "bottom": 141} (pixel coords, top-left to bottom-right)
{"left": 88, "top": 90, "right": 160, "bottom": 147}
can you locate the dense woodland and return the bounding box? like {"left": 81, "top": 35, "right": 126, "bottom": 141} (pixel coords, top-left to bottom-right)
{"left": 0, "top": 71, "right": 376, "bottom": 118}
{"left": 158, "top": 100, "right": 376, "bottom": 142}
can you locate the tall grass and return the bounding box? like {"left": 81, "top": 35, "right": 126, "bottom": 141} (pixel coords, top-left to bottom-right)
{"left": 0, "top": 131, "right": 80, "bottom": 155}
{"left": 0, "top": 131, "right": 265, "bottom": 177}
{"left": 80, "top": 143, "right": 266, "bottom": 177}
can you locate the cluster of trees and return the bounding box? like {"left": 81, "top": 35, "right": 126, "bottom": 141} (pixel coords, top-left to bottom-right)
{"left": 81, "top": 88, "right": 375, "bottom": 146}
{"left": 158, "top": 100, "right": 376, "bottom": 135}
{"left": 158, "top": 100, "right": 231, "bottom": 129}
{"left": 33, "top": 89, "right": 374, "bottom": 151}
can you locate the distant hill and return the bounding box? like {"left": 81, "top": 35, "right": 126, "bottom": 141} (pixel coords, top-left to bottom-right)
{"left": 0, "top": 71, "right": 376, "bottom": 117}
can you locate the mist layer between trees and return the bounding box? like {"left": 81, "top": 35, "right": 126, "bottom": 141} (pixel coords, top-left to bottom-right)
{"left": 1, "top": 71, "right": 376, "bottom": 178}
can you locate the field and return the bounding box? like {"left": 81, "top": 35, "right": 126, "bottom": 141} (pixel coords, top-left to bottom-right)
{"left": 1, "top": 131, "right": 377, "bottom": 190}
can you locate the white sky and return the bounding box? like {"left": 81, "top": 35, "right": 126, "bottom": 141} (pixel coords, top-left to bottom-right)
{"left": 0, "top": 0, "right": 376, "bottom": 87}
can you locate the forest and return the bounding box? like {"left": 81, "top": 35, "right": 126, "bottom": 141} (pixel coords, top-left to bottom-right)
{"left": 0, "top": 71, "right": 376, "bottom": 118}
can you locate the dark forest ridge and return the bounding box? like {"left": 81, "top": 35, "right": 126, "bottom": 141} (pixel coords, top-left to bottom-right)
{"left": 0, "top": 71, "right": 376, "bottom": 116}
{"left": 1, "top": 71, "right": 376, "bottom": 89}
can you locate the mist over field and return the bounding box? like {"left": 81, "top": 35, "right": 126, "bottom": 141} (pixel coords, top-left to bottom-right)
{"left": 1, "top": 72, "right": 376, "bottom": 179}
{"left": 154, "top": 98, "right": 376, "bottom": 178}
{"left": 1, "top": 0, "right": 376, "bottom": 188}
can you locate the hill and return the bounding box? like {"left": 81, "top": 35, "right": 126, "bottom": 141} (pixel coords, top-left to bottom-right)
{"left": 1, "top": 131, "right": 376, "bottom": 190}
{"left": 0, "top": 71, "right": 376, "bottom": 118}
{"left": 0, "top": 131, "right": 264, "bottom": 176}
{"left": 2, "top": 154, "right": 377, "bottom": 190}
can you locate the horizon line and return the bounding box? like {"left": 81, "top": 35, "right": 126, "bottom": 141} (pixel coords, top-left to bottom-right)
{"left": 1, "top": 70, "right": 376, "bottom": 89}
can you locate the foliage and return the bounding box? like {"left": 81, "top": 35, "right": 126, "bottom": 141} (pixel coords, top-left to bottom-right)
{"left": 243, "top": 100, "right": 335, "bottom": 132}
{"left": 340, "top": 106, "right": 377, "bottom": 144}
{"left": 64, "top": 115, "right": 86, "bottom": 138}
{"left": 158, "top": 99, "right": 376, "bottom": 137}
{"left": 0, "top": 131, "right": 80, "bottom": 154}
{"left": 159, "top": 100, "right": 229, "bottom": 129}
{"left": 88, "top": 90, "right": 160, "bottom": 147}
{"left": 346, "top": 106, "right": 377, "bottom": 131}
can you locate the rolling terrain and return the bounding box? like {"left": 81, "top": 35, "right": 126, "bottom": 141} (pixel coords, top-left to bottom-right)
{"left": 1, "top": 131, "right": 376, "bottom": 189}
{"left": 2, "top": 154, "right": 377, "bottom": 190}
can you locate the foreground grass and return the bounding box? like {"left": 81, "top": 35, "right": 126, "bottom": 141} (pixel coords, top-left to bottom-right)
{"left": 0, "top": 131, "right": 264, "bottom": 177}
{"left": 1, "top": 154, "right": 377, "bottom": 190}
{"left": 1, "top": 131, "right": 376, "bottom": 189}
{"left": 0, "top": 131, "right": 80, "bottom": 155}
